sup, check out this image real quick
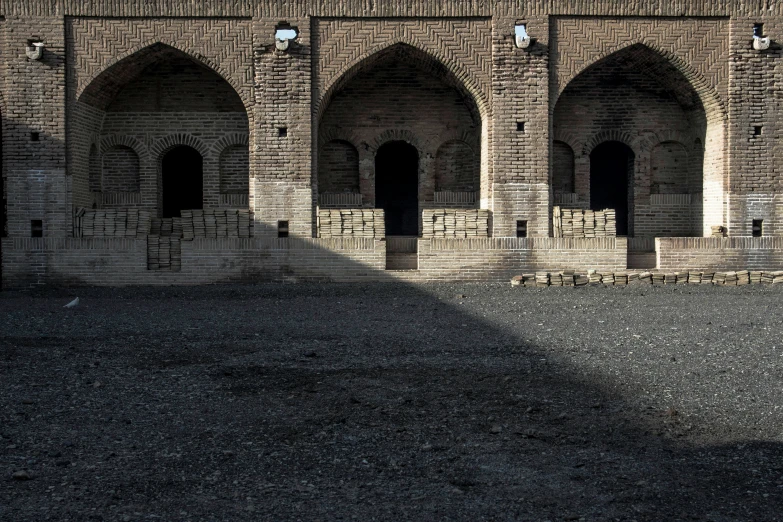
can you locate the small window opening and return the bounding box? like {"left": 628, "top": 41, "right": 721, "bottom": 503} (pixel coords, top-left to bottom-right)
{"left": 31, "top": 219, "right": 43, "bottom": 237}
{"left": 754, "top": 23, "right": 764, "bottom": 38}
{"left": 278, "top": 127, "right": 288, "bottom": 138}
{"left": 278, "top": 220, "right": 289, "bottom": 238}
{"left": 516, "top": 220, "right": 528, "bottom": 238}
{"left": 754, "top": 126, "right": 763, "bottom": 136}
{"left": 752, "top": 219, "right": 763, "bottom": 237}
{"left": 516, "top": 122, "right": 525, "bottom": 132}
{"left": 30, "top": 132, "right": 39, "bottom": 141}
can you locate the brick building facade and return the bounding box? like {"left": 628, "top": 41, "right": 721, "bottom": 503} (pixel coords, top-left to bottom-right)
{"left": 1, "top": 0, "right": 782, "bottom": 287}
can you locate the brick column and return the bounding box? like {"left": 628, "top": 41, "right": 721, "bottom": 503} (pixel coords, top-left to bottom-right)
{"left": 727, "top": 17, "right": 783, "bottom": 237}
{"left": 2, "top": 16, "right": 67, "bottom": 238}
{"left": 252, "top": 17, "right": 314, "bottom": 239}
{"left": 490, "top": 15, "right": 550, "bottom": 238}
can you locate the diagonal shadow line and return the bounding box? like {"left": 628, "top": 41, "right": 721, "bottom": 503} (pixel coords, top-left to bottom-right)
{"left": 1, "top": 226, "right": 782, "bottom": 520}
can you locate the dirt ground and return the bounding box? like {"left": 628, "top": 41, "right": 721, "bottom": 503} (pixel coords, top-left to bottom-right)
{"left": 1, "top": 283, "right": 782, "bottom": 521}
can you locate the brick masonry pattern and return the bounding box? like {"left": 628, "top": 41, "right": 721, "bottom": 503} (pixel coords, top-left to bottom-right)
{"left": 1, "top": 1, "right": 782, "bottom": 286}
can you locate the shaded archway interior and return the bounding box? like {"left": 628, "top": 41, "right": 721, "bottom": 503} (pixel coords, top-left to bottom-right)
{"left": 375, "top": 141, "right": 419, "bottom": 236}
{"left": 69, "top": 43, "right": 249, "bottom": 218}
{"left": 162, "top": 146, "right": 203, "bottom": 218}
{"left": 317, "top": 43, "right": 482, "bottom": 224}
{"left": 553, "top": 43, "right": 708, "bottom": 238}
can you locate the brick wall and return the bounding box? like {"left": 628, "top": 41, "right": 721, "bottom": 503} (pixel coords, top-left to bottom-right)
{"left": 657, "top": 237, "right": 783, "bottom": 270}
{"left": 0, "top": 236, "right": 386, "bottom": 288}
{"left": 727, "top": 18, "right": 783, "bottom": 236}
{"left": 418, "top": 237, "right": 628, "bottom": 281}
{"left": 3, "top": 2, "right": 783, "bottom": 287}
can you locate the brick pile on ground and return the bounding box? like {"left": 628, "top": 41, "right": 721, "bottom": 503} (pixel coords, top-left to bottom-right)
{"left": 421, "top": 209, "right": 489, "bottom": 238}
{"left": 511, "top": 270, "right": 783, "bottom": 287}
{"left": 74, "top": 208, "right": 151, "bottom": 238}
{"left": 180, "top": 209, "right": 253, "bottom": 240}
{"left": 553, "top": 206, "right": 616, "bottom": 238}
{"left": 317, "top": 208, "right": 385, "bottom": 238}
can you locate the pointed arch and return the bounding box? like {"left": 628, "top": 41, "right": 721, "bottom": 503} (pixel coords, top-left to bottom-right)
{"left": 553, "top": 42, "right": 725, "bottom": 237}
{"left": 77, "top": 42, "right": 251, "bottom": 111}
{"left": 556, "top": 42, "right": 725, "bottom": 123}
{"left": 150, "top": 134, "right": 210, "bottom": 161}
{"left": 316, "top": 42, "right": 489, "bottom": 122}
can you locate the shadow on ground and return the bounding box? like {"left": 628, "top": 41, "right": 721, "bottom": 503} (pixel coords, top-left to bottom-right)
{"left": 1, "top": 283, "right": 782, "bottom": 521}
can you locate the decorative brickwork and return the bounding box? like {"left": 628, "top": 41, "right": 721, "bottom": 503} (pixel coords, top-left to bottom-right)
{"left": 1, "top": 2, "right": 783, "bottom": 286}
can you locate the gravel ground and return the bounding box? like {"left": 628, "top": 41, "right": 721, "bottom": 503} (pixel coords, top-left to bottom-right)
{"left": 1, "top": 283, "right": 782, "bottom": 521}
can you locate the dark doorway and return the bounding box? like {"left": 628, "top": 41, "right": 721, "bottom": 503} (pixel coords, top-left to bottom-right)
{"left": 375, "top": 141, "right": 419, "bottom": 236}
{"left": 590, "top": 141, "right": 634, "bottom": 236}
{"left": 162, "top": 146, "right": 203, "bottom": 218}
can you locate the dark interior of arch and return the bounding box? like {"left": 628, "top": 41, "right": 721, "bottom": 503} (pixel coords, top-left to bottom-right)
{"left": 80, "top": 44, "right": 244, "bottom": 112}
{"left": 321, "top": 43, "right": 482, "bottom": 126}
{"left": 162, "top": 146, "right": 203, "bottom": 218}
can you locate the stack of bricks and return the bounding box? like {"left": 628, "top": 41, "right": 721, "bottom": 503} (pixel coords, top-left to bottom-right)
{"left": 74, "top": 208, "right": 151, "bottom": 238}
{"left": 421, "top": 209, "right": 489, "bottom": 238}
{"left": 317, "top": 209, "right": 385, "bottom": 239}
{"left": 553, "top": 207, "right": 616, "bottom": 238}
{"left": 180, "top": 209, "right": 254, "bottom": 240}
{"left": 511, "top": 270, "right": 783, "bottom": 287}
{"left": 147, "top": 235, "right": 181, "bottom": 272}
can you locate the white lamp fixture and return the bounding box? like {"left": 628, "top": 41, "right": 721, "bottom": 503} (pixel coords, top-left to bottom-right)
{"left": 515, "top": 24, "right": 531, "bottom": 49}
{"left": 275, "top": 24, "right": 298, "bottom": 51}
{"left": 753, "top": 24, "right": 770, "bottom": 50}
{"left": 25, "top": 40, "right": 44, "bottom": 60}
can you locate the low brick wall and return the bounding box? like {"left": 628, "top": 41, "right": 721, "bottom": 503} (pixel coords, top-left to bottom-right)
{"left": 1, "top": 237, "right": 386, "bottom": 288}
{"left": 656, "top": 237, "right": 783, "bottom": 270}
{"left": 417, "top": 237, "right": 628, "bottom": 281}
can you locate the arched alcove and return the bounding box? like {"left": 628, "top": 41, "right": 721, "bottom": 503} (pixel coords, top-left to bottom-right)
{"left": 102, "top": 145, "right": 140, "bottom": 193}
{"left": 434, "top": 140, "right": 478, "bottom": 193}
{"left": 318, "top": 43, "right": 484, "bottom": 226}
{"left": 651, "top": 141, "right": 690, "bottom": 194}
{"left": 318, "top": 140, "right": 360, "bottom": 194}
{"left": 88, "top": 144, "right": 101, "bottom": 193}
{"left": 553, "top": 43, "right": 715, "bottom": 237}
{"left": 72, "top": 43, "right": 249, "bottom": 215}
{"left": 552, "top": 141, "right": 575, "bottom": 195}
{"left": 219, "top": 144, "right": 250, "bottom": 195}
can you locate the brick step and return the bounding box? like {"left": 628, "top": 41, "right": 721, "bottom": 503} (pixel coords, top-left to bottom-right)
{"left": 386, "top": 253, "right": 418, "bottom": 271}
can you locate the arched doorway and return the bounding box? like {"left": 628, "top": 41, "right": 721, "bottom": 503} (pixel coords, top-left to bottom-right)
{"left": 375, "top": 141, "right": 419, "bottom": 236}
{"left": 162, "top": 146, "right": 203, "bottom": 218}
{"left": 590, "top": 141, "right": 634, "bottom": 236}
